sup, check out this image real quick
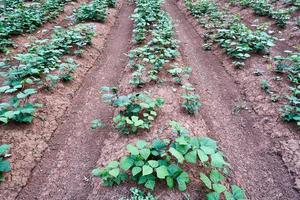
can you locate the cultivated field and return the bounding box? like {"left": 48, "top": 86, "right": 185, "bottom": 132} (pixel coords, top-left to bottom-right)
{"left": 0, "top": 0, "right": 299, "bottom": 199}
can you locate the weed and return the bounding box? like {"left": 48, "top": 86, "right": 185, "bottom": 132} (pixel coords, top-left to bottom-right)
{"left": 260, "top": 79, "right": 270, "bottom": 93}
{"left": 91, "top": 119, "right": 104, "bottom": 129}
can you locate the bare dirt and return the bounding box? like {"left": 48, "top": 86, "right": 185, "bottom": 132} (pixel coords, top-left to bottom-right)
{"left": 1, "top": 0, "right": 300, "bottom": 199}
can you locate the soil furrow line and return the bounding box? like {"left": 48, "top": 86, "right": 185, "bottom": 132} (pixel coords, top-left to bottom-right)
{"left": 15, "top": 1, "right": 134, "bottom": 199}
{"left": 164, "top": 0, "right": 300, "bottom": 199}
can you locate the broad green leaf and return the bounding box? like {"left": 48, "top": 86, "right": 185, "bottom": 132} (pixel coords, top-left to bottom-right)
{"left": 156, "top": 165, "right": 169, "bottom": 179}
{"left": 211, "top": 152, "right": 228, "bottom": 168}
{"left": 177, "top": 179, "right": 187, "bottom": 191}
{"left": 91, "top": 119, "right": 103, "bottom": 129}
{"left": 152, "top": 139, "right": 167, "bottom": 150}
{"left": 109, "top": 168, "right": 120, "bottom": 177}
{"left": 201, "top": 146, "right": 215, "bottom": 155}
{"left": 232, "top": 185, "right": 246, "bottom": 199}
{"left": 127, "top": 144, "right": 139, "bottom": 155}
{"left": 120, "top": 156, "right": 134, "bottom": 170}
{"left": 207, "top": 192, "right": 220, "bottom": 200}
{"left": 142, "top": 165, "right": 153, "bottom": 176}
{"left": 210, "top": 169, "right": 225, "bottom": 183}
{"left": 200, "top": 172, "right": 212, "bottom": 189}
{"left": 140, "top": 148, "right": 151, "bottom": 160}
{"left": 213, "top": 183, "right": 227, "bottom": 193}
{"left": 107, "top": 161, "right": 119, "bottom": 168}
{"left": 145, "top": 179, "right": 155, "bottom": 190}
{"left": 114, "top": 96, "right": 130, "bottom": 106}
{"left": 169, "top": 147, "right": 184, "bottom": 163}
{"left": 92, "top": 168, "right": 101, "bottom": 177}
{"left": 176, "top": 172, "right": 189, "bottom": 191}
{"left": 166, "top": 176, "right": 174, "bottom": 188}
{"left": 0, "top": 160, "right": 11, "bottom": 172}
{"left": 132, "top": 166, "right": 142, "bottom": 176}
{"left": 0, "top": 117, "right": 8, "bottom": 124}
{"left": 136, "top": 140, "right": 147, "bottom": 149}
{"left": 184, "top": 150, "right": 197, "bottom": 163}
{"left": 148, "top": 160, "right": 158, "bottom": 168}
{"left": 197, "top": 149, "right": 209, "bottom": 163}
{"left": 224, "top": 191, "right": 233, "bottom": 200}
{"left": 0, "top": 144, "right": 10, "bottom": 155}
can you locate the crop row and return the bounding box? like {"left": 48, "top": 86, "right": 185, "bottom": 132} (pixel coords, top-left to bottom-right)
{"left": 231, "top": 0, "right": 298, "bottom": 27}
{"left": 274, "top": 51, "right": 300, "bottom": 126}
{"left": 0, "top": 0, "right": 74, "bottom": 53}
{"left": 0, "top": 0, "right": 117, "bottom": 182}
{"left": 92, "top": 0, "right": 247, "bottom": 199}
{"left": 184, "top": 0, "right": 274, "bottom": 68}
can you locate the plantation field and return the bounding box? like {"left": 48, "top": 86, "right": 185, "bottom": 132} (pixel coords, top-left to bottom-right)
{"left": 0, "top": 0, "right": 299, "bottom": 199}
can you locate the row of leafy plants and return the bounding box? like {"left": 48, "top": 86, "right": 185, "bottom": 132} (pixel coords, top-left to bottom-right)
{"left": 0, "top": 24, "right": 96, "bottom": 124}
{"left": 93, "top": 121, "right": 247, "bottom": 199}
{"left": 0, "top": 0, "right": 118, "bottom": 183}
{"left": 0, "top": 0, "right": 74, "bottom": 53}
{"left": 73, "top": 0, "right": 116, "bottom": 23}
{"left": 92, "top": 0, "right": 247, "bottom": 199}
{"left": 274, "top": 51, "right": 300, "bottom": 126}
{"left": 184, "top": 0, "right": 274, "bottom": 68}
{"left": 231, "top": 0, "right": 295, "bottom": 27}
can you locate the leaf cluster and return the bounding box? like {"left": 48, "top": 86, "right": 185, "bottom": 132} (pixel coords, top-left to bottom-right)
{"left": 101, "top": 87, "right": 164, "bottom": 134}
{"left": 0, "top": 0, "right": 72, "bottom": 53}
{"left": 274, "top": 51, "right": 300, "bottom": 125}
{"left": 0, "top": 25, "right": 96, "bottom": 124}
{"left": 74, "top": 0, "right": 111, "bottom": 23}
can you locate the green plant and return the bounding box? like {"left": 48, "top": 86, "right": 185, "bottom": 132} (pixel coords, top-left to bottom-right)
{"left": 101, "top": 86, "right": 164, "bottom": 134}
{"left": 260, "top": 79, "right": 270, "bottom": 93}
{"left": 167, "top": 65, "right": 192, "bottom": 84}
{"left": 119, "top": 188, "right": 157, "bottom": 200}
{"left": 74, "top": 0, "right": 108, "bottom": 23}
{"left": 93, "top": 135, "right": 227, "bottom": 191}
{"left": 185, "top": 0, "right": 274, "bottom": 65}
{"left": 0, "top": 89, "right": 43, "bottom": 124}
{"left": 216, "top": 23, "right": 274, "bottom": 61}
{"left": 0, "top": 144, "right": 11, "bottom": 182}
{"left": 93, "top": 124, "right": 247, "bottom": 199}
{"left": 131, "top": 0, "right": 162, "bottom": 43}
{"left": 274, "top": 51, "right": 300, "bottom": 125}
{"left": 0, "top": 0, "right": 72, "bottom": 53}
{"left": 169, "top": 120, "right": 189, "bottom": 136}
{"left": 181, "top": 84, "right": 201, "bottom": 115}
{"left": 91, "top": 119, "right": 104, "bottom": 129}
{"left": 129, "top": 11, "right": 179, "bottom": 86}
{"left": 0, "top": 24, "right": 96, "bottom": 124}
